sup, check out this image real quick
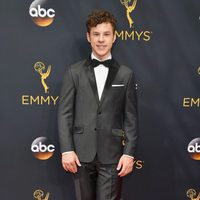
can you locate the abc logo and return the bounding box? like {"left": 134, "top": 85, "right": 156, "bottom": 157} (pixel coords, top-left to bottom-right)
{"left": 29, "top": 0, "right": 55, "bottom": 27}
{"left": 187, "top": 138, "right": 200, "bottom": 160}
{"left": 31, "top": 137, "right": 55, "bottom": 160}
{"left": 30, "top": 5, "right": 55, "bottom": 18}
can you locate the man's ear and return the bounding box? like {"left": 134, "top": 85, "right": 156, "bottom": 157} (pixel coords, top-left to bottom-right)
{"left": 87, "top": 32, "right": 91, "bottom": 43}
{"left": 113, "top": 33, "right": 116, "bottom": 43}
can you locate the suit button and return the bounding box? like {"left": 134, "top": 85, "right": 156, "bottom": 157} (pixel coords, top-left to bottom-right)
{"left": 94, "top": 128, "right": 97, "bottom": 131}
{"left": 98, "top": 112, "right": 101, "bottom": 115}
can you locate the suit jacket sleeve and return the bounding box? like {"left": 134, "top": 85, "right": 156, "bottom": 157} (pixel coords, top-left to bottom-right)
{"left": 123, "top": 71, "right": 138, "bottom": 157}
{"left": 58, "top": 66, "right": 75, "bottom": 153}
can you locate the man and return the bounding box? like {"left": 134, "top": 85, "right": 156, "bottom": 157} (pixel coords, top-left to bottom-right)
{"left": 58, "top": 10, "right": 138, "bottom": 200}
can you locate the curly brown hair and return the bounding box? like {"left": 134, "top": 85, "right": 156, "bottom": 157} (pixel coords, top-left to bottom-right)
{"left": 86, "top": 10, "right": 117, "bottom": 33}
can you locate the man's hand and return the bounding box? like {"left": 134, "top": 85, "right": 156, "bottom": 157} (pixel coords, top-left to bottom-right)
{"left": 117, "top": 155, "right": 134, "bottom": 177}
{"left": 62, "top": 152, "right": 81, "bottom": 173}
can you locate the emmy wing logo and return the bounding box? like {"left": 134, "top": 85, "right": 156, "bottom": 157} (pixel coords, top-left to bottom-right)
{"left": 120, "top": 0, "right": 137, "bottom": 28}
{"left": 34, "top": 61, "right": 51, "bottom": 94}
{"left": 187, "top": 189, "right": 200, "bottom": 200}
{"left": 117, "top": 0, "right": 152, "bottom": 41}
{"left": 21, "top": 61, "right": 59, "bottom": 106}
{"left": 182, "top": 67, "right": 200, "bottom": 108}
{"left": 33, "top": 189, "right": 49, "bottom": 200}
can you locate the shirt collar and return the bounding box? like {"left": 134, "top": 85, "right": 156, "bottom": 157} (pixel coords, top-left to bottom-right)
{"left": 91, "top": 53, "right": 112, "bottom": 61}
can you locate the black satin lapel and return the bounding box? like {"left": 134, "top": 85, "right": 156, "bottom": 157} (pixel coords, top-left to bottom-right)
{"left": 99, "top": 59, "right": 120, "bottom": 107}
{"left": 84, "top": 59, "right": 100, "bottom": 105}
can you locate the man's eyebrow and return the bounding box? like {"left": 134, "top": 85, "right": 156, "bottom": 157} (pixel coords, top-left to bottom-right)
{"left": 91, "top": 31, "right": 112, "bottom": 33}
{"left": 104, "top": 31, "right": 112, "bottom": 33}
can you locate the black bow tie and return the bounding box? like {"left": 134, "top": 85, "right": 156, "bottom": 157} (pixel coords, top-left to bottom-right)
{"left": 91, "top": 59, "right": 112, "bottom": 68}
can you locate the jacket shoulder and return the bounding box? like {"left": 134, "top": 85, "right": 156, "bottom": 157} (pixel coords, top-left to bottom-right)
{"left": 69, "top": 59, "right": 87, "bottom": 72}
{"left": 113, "top": 59, "right": 134, "bottom": 74}
{"left": 118, "top": 63, "right": 136, "bottom": 79}
{"left": 120, "top": 64, "right": 133, "bottom": 73}
{"left": 65, "top": 59, "right": 87, "bottom": 87}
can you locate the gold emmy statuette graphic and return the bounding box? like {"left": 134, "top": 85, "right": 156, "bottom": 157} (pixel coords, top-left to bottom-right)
{"left": 33, "top": 189, "right": 50, "bottom": 200}
{"left": 120, "top": 0, "right": 137, "bottom": 28}
{"left": 34, "top": 62, "right": 51, "bottom": 93}
{"left": 187, "top": 189, "right": 200, "bottom": 200}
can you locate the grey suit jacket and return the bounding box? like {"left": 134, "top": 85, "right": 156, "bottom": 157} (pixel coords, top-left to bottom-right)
{"left": 58, "top": 58, "right": 138, "bottom": 164}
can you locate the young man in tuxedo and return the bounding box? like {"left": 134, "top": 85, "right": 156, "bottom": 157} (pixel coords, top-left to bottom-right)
{"left": 58, "top": 10, "right": 138, "bottom": 200}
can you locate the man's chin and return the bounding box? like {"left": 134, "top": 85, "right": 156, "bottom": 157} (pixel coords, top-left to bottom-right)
{"left": 94, "top": 52, "right": 110, "bottom": 60}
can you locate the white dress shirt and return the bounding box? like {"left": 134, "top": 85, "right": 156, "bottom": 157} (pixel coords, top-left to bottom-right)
{"left": 91, "top": 53, "right": 110, "bottom": 100}
{"left": 62, "top": 53, "right": 134, "bottom": 160}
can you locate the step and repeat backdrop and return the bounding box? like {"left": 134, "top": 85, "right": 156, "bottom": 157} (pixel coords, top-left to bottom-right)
{"left": 0, "top": 0, "right": 200, "bottom": 199}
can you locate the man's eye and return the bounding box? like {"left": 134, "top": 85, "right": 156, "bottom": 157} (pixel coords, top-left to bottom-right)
{"left": 93, "top": 33, "right": 99, "bottom": 36}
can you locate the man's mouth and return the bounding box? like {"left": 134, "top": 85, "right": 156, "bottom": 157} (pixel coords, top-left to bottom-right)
{"left": 97, "top": 45, "right": 107, "bottom": 50}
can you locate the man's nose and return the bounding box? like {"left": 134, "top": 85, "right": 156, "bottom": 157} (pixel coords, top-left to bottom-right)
{"left": 98, "top": 34, "right": 104, "bottom": 42}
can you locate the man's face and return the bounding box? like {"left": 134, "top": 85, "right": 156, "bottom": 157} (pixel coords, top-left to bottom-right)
{"left": 87, "top": 22, "right": 116, "bottom": 61}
